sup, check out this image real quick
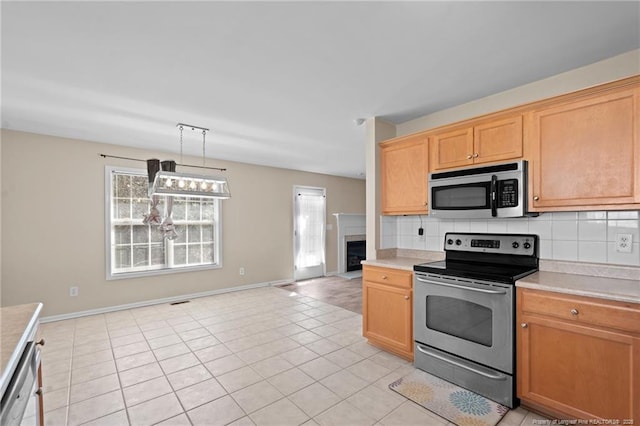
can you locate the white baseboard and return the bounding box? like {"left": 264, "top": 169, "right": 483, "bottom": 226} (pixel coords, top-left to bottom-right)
{"left": 40, "top": 279, "right": 293, "bottom": 323}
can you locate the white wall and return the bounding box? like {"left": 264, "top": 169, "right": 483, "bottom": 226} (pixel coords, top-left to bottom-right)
{"left": 1, "top": 130, "right": 366, "bottom": 316}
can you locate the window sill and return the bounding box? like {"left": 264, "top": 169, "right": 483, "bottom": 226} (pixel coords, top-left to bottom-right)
{"left": 107, "top": 263, "right": 223, "bottom": 281}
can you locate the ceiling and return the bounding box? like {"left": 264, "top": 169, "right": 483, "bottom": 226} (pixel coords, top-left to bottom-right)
{"left": 2, "top": 2, "right": 639, "bottom": 179}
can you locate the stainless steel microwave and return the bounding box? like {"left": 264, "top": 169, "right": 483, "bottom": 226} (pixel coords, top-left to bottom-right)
{"left": 428, "top": 160, "right": 536, "bottom": 219}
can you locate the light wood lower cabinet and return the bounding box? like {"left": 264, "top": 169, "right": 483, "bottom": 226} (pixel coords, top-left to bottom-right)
{"left": 362, "top": 265, "right": 413, "bottom": 360}
{"left": 517, "top": 288, "right": 640, "bottom": 421}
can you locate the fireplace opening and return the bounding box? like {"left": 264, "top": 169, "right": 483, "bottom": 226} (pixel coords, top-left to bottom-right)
{"left": 345, "top": 238, "right": 366, "bottom": 272}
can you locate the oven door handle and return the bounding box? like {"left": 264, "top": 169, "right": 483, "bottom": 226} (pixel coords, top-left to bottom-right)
{"left": 415, "top": 276, "right": 507, "bottom": 295}
{"left": 416, "top": 344, "right": 508, "bottom": 381}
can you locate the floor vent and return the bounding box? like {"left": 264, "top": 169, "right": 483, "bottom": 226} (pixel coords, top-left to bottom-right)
{"left": 169, "top": 300, "right": 191, "bottom": 305}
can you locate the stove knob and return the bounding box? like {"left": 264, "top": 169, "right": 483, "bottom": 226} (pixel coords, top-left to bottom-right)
{"left": 455, "top": 239, "right": 462, "bottom": 246}
{"left": 512, "top": 242, "right": 520, "bottom": 249}
{"left": 523, "top": 242, "right": 531, "bottom": 249}
{"left": 447, "top": 239, "right": 454, "bottom": 245}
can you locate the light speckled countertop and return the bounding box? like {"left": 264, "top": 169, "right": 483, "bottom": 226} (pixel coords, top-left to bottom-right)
{"left": 1, "top": 303, "right": 43, "bottom": 396}
{"left": 516, "top": 271, "right": 640, "bottom": 304}
{"left": 364, "top": 249, "right": 639, "bottom": 304}
{"left": 362, "top": 249, "right": 445, "bottom": 271}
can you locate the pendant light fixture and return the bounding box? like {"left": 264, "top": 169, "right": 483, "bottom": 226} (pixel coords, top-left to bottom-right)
{"left": 148, "top": 124, "right": 231, "bottom": 199}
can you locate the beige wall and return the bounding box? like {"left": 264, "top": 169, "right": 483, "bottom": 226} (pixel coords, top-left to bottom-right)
{"left": 1, "top": 130, "right": 365, "bottom": 317}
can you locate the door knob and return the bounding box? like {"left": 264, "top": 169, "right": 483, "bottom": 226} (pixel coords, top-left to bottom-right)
{"left": 404, "top": 295, "right": 410, "bottom": 300}
{"left": 533, "top": 196, "right": 540, "bottom": 201}
{"left": 467, "top": 155, "right": 472, "bottom": 159}
{"left": 472, "top": 153, "right": 479, "bottom": 158}
{"left": 521, "top": 323, "right": 528, "bottom": 328}
{"left": 36, "top": 338, "right": 45, "bottom": 346}
{"left": 571, "top": 309, "right": 579, "bottom": 316}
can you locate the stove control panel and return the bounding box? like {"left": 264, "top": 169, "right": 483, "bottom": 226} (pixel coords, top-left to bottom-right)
{"left": 444, "top": 233, "right": 537, "bottom": 256}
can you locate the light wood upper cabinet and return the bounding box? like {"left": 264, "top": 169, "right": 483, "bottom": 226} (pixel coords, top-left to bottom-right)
{"left": 429, "top": 127, "right": 474, "bottom": 170}
{"left": 528, "top": 86, "right": 640, "bottom": 211}
{"left": 430, "top": 115, "right": 523, "bottom": 171}
{"left": 380, "top": 135, "right": 429, "bottom": 215}
{"left": 362, "top": 265, "right": 413, "bottom": 361}
{"left": 517, "top": 288, "right": 640, "bottom": 421}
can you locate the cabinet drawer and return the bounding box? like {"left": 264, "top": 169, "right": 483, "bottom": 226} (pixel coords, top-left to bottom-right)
{"left": 519, "top": 288, "right": 640, "bottom": 334}
{"left": 363, "top": 266, "right": 412, "bottom": 289}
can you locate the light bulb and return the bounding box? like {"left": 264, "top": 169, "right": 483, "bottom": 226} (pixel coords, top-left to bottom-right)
{"left": 178, "top": 179, "right": 186, "bottom": 188}
{"left": 165, "top": 178, "right": 173, "bottom": 188}
{"left": 189, "top": 180, "right": 197, "bottom": 189}
{"left": 201, "top": 182, "right": 208, "bottom": 190}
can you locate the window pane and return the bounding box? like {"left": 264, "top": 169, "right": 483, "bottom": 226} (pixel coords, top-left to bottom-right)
{"left": 116, "top": 199, "right": 131, "bottom": 219}
{"left": 187, "top": 201, "right": 201, "bottom": 220}
{"left": 115, "top": 226, "right": 131, "bottom": 245}
{"left": 115, "top": 174, "right": 131, "bottom": 198}
{"left": 131, "top": 176, "right": 148, "bottom": 199}
{"left": 150, "top": 226, "right": 164, "bottom": 243}
{"left": 133, "top": 246, "right": 149, "bottom": 267}
{"left": 174, "top": 245, "right": 186, "bottom": 265}
{"left": 202, "top": 225, "right": 213, "bottom": 242}
{"left": 132, "top": 226, "right": 149, "bottom": 244}
{"left": 188, "top": 225, "right": 201, "bottom": 243}
{"left": 174, "top": 225, "right": 187, "bottom": 244}
{"left": 202, "top": 201, "right": 215, "bottom": 221}
{"left": 173, "top": 200, "right": 186, "bottom": 220}
{"left": 188, "top": 244, "right": 202, "bottom": 264}
{"left": 203, "top": 243, "right": 214, "bottom": 263}
{"left": 150, "top": 243, "right": 164, "bottom": 266}
{"left": 114, "top": 246, "right": 131, "bottom": 269}
{"left": 133, "top": 200, "right": 148, "bottom": 220}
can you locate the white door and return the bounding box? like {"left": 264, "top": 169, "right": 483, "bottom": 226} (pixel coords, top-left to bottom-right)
{"left": 293, "top": 186, "right": 326, "bottom": 281}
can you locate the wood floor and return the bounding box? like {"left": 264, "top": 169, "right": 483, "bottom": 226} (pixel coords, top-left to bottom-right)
{"left": 277, "top": 275, "right": 363, "bottom": 314}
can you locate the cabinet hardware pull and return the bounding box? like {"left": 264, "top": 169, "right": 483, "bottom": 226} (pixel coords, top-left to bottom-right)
{"left": 35, "top": 388, "right": 43, "bottom": 396}
{"left": 404, "top": 295, "right": 410, "bottom": 300}
{"left": 381, "top": 275, "right": 387, "bottom": 279}
{"left": 571, "top": 309, "right": 579, "bottom": 316}
{"left": 36, "top": 338, "right": 45, "bottom": 346}
{"left": 521, "top": 323, "right": 528, "bottom": 328}
{"left": 472, "top": 153, "right": 479, "bottom": 158}
{"left": 533, "top": 196, "right": 540, "bottom": 201}
{"left": 467, "top": 155, "right": 472, "bottom": 159}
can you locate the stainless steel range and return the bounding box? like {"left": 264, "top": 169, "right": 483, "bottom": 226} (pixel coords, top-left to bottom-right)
{"left": 413, "top": 232, "right": 539, "bottom": 408}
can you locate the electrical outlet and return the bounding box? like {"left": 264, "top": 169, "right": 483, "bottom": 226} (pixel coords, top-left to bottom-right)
{"left": 70, "top": 286, "right": 79, "bottom": 297}
{"left": 615, "top": 233, "right": 633, "bottom": 253}
{"left": 239, "top": 267, "right": 245, "bottom": 276}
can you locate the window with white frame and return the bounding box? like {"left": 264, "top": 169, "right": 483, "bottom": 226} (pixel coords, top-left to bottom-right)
{"left": 106, "top": 166, "right": 221, "bottom": 279}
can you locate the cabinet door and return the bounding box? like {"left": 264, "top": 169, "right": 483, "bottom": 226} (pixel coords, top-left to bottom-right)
{"left": 529, "top": 87, "right": 640, "bottom": 210}
{"left": 363, "top": 280, "right": 413, "bottom": 359}
{"left": 474, "top": 115, "right": 523, "bottom": 164}
{"left": 381, "top": 136, "right": 428, "bottom": 215}
{"left": 430, "top": 127, "right": 474, "bottom": 171}
{"left": 518, "top": 314, "right": 640, "bottom": 421}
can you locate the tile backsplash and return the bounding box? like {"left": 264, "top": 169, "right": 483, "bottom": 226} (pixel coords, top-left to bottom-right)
{"left": 381, "top": 211, "right": 640, "bottom": 266}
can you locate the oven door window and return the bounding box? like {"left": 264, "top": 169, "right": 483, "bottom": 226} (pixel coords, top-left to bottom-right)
{"left": 431, "top": 182, "right": 491, "bottom": 210}
{"left": 425, "top": 295, "right": 492, "bottom": 347}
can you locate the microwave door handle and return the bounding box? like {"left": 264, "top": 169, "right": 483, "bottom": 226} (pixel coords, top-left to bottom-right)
{"left": 490, "top": 175, "right": 498, "bottom": 217}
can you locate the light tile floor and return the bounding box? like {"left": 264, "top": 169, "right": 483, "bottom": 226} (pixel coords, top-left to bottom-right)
{"left": 27, "top": 286, "right": 550, "bottom": 426}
